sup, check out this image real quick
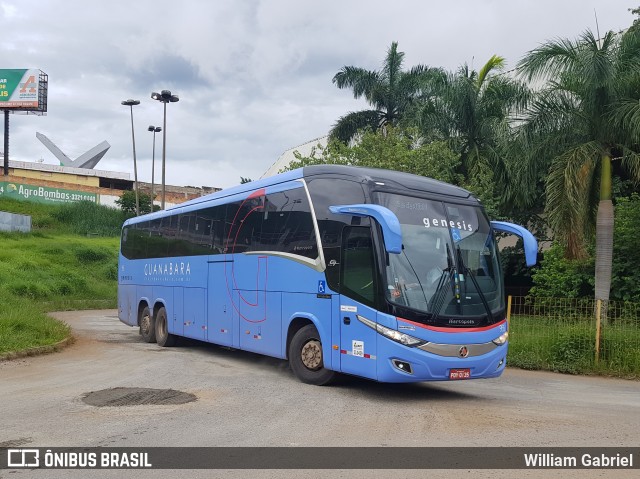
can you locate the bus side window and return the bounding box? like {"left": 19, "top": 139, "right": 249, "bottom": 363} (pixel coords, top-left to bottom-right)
{"left": 307, "top": 178, "right": 367, "bottom": 292}
{"left": 200, "top": 205, "right": 226, "bottom": 254}
{"left": 121, "top": 225, "right": 134, "bottom": 259}
{"left": 340, "top": 226, "right": 377, "bottom": 308}
{"left": 261, "top": 189, "right": 317, "bottom": 259}
{"left": 146, "top": 218, "right": 168, "bottom": 258}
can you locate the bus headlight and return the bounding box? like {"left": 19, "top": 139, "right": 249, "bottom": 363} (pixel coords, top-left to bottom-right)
{"left": 356, "top": 315, "right": 426, "bottom": 347}
{"left": 492, "top": 332, "right": 509, "bottom": 345}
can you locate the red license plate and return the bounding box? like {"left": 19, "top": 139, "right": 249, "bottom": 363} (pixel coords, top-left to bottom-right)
{"left": 449, "top": 368, "right": 471, "bottom": 380}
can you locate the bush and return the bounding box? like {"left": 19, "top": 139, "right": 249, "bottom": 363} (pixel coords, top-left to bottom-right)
{"left": 611, "top": 195, "right": 640, "bottom": 301}
{"left": 549, "top": 330, "right": 594, "bottom": 374}
{"left": 529, "top": 244, "right": 594, "bottom": 298}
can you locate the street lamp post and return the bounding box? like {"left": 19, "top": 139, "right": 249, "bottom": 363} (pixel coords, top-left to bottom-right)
{"left": 148, "top": 125, "right": 161, "bottom": 210}
{"left": 151, "top": 90, "right": 179, "bottom": 209}
{"left": 121, "top": 99, "right": 141, "bottom": 216}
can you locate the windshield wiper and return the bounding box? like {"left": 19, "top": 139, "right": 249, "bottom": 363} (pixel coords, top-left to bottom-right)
{"left": 456, "top": 246, "right": 493, "bottom": 322}
{"left": 430, "top": 244, "right": 455, "bottom": 322}
{"left": 401, "top": 250, "right": 429, "bottom": 306}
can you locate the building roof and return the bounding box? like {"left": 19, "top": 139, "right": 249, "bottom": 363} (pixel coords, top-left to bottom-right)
{"left": 261, "top": 135, "right": 328, "bottom": 179}
{"left": 9, "top": 159, "right": 130, "bottom": 181}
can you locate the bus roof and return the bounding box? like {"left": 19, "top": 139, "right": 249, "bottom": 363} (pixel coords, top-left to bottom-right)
{"left": 125, "top": 165, "right": 474, "bottom": 226}
{"left": 301, "top": 165, "right": 471, "bottom": 199}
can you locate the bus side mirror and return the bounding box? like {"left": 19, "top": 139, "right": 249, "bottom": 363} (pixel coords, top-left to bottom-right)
{"left": 490, "top": 221, "right": 538, "bottom": 267}
{"left": 329, "top": 204, "right": 402, "bottom": 254}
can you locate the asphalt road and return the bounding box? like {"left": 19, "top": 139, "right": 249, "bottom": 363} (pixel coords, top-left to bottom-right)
{"left": 0, "top": 310, "right": 638, "bottom": 479}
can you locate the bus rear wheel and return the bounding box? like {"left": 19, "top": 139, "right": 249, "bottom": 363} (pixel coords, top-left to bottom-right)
{"left": 155, "top": 306, "right": 176, "bottom": 347}
{"left": 139, "top": 306, "right": 156, "bottom": 343}
{"left": 289, "top": 324, "right": 335, "bottom": 386}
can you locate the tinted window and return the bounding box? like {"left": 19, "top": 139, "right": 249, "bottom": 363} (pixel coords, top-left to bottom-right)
{"left": 256, "top": 188, "right": 317, "bottom": 259}
{"left": 120, "top": 187, "right": 318, "bottom": 261}
{"left": 146, "top": 218, "right": 168, "bottom": 258}
{"left": 225, "top": 195, "right": 264, "bottom": 254}
{"left": 307, "top": 178, "right": 367, "bottom": 290}
{"left": 341, "top": 226, "right": 376, "bottom": 307}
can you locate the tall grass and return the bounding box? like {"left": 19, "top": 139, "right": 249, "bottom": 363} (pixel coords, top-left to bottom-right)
{"left": 52, "top": 201, "right": 129, "bottom": 236}
{"left": 0, "top": 200, "right": 124, "bottom": 355}
{"left": 0, "top": 197, "right": 129, "bottom": 235}
{"left": 508, "top": 296, "right": 640, "bottom": 378}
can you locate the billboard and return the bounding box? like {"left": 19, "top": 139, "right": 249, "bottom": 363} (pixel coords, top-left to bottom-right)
{"left": 0, "top": 181, "right": 97, "bottom": 204}
{"left": 0, "top": 69, "right": 47, "bottom": 111}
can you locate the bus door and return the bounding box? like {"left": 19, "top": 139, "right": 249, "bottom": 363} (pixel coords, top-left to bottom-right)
{"left": 207, "top": 260, "right": 234, "bottom": 346}
{"left": 338, "top": 226, "right": 379, "bottom": 380}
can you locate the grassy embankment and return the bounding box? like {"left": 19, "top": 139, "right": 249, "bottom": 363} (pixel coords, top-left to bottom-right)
{"left": 508, "top": 314, "right": 640, "bottom": 378}
{"left": 0, "top": 198, "right": 126, "bottom": 355}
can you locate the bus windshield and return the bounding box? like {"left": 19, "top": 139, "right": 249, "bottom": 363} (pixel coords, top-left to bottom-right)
{"left": 376, "top": 192, "right": 504, "bottom": 323}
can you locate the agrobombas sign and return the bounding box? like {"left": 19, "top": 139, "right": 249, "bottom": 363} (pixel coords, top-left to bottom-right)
{"left": 0, "top": 182, "right": 97, "bottom": 204}
{"left": 0, "top": 69, "right": 45, "bottom": 110}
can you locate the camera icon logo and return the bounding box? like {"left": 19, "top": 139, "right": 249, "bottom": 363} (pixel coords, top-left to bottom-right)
{"left": 7, "top": 449, "right": 40, "bottom": 467}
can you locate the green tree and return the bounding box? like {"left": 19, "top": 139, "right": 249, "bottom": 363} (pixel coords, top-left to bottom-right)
{"left": 330, "top": 42, "right": 443, "bottom": 144}
{"left": 115, "top": 190, "right": 154, "bottom": 215}
{"left": 240, "top": 177, "right": 252, "bottom": 184}
{"left": 416, "top": 55, "right": 529, "bottom": 186}
{"left": 517, "top": 27, "right": 640, "bottom": 303}
{"left": 611, "top": 194, "right": 640, "bottom": 301}
{"left": 286, "top": 127, "right": 461, "bottom": 185}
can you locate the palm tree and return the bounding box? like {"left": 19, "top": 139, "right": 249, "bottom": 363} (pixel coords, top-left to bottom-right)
{"left": 517, "top": 28, "right": 640, "bottom": 303}
{"left": 330, "top": 42, "right": 443, "bottom": 144}
{"left": 417, "top": 55, "right": 529, "bottom": 184}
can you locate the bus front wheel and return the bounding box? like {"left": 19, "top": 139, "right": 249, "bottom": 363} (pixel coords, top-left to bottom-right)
{"left": 155, "top": 306, "right": 176, "bottom": 347}
{"left": 289, "top": 324, "right": 335, "bottom": 386}
{"left": 139, "top": 306, "right": 156, "bottom": 343}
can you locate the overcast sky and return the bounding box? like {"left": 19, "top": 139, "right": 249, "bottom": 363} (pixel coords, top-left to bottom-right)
{"left": 0, "top": 1, "right": 635, "bottom": 190}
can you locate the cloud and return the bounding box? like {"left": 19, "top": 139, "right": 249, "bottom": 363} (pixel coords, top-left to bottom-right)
{"left": 0, "top": 0, "right": 634, "bottom": 189}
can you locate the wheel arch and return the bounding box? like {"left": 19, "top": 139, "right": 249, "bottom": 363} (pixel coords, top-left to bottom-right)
{"left": 137, "top": 299, "right": 150, "bottom": 326}
{"left": 285, "top": 313, "right": 330, "bottom": 363}
{"left": 153, "top": 300, "right": 166, "bottom": 318}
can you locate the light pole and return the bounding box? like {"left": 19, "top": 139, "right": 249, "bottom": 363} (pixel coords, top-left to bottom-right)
{"left": 151, "top": 90, "right": 179, "bottom": 209}
{"left": 121, "top": 99, "right": 141, "bottom": 216}
{"left": 148, "top": 125, "right": 161, "bottom": 210}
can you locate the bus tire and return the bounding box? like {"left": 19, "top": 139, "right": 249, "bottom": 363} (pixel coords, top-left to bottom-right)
{"left": 155, "top": 306, "right": 176, "bottom": 347}
{"left": 139, "top": 305, "right": 156, "bottom": 343}
{"left": 289, "top": 324, "right": 335, "bottom": 386}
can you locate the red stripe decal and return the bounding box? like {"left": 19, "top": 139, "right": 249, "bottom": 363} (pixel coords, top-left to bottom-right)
{"left": 247, "top": 188, "right": 266, "bottom": 199}
{"left": 340, "top": 350, "right": 347, "bottom": 354}
{"left": 364, "top": 354, "right": 371, "bottom": 359}
{"left": 397, "top": 317, "right": 507, "bottom": 333}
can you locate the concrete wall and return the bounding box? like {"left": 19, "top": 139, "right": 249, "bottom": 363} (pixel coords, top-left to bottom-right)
{"left": 14, "top": 168, "right": 100, "bottom": 187}
{"left": 0, "top": 211, "right": 31, "bottom": 233}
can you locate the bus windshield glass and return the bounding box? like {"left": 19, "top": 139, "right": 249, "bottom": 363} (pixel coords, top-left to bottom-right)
{"left": 376, "top": 192, "right": 504, "bottom": 323}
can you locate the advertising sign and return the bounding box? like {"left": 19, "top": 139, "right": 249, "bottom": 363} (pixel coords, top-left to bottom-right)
{"left": 0, "top": 69, "right": 41, "bottom": 109}
{"left": 0, "top": 181, "right": 97, "bottom": 204}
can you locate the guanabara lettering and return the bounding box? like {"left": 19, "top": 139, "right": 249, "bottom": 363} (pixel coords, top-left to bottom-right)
{"left": 144, "top": 262, "right": 191, "bottom": 276}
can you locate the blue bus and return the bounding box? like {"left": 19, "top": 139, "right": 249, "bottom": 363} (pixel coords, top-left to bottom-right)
{"left": 118, "top": 165, "right": 537, "bottom": 385}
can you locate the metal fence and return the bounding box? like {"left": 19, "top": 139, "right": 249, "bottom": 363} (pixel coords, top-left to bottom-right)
{"left": 506, "top": 296, "right": 640, "bottom": 378}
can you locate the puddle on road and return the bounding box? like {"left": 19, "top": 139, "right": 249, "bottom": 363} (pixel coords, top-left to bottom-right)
{"left": 82, "top": 387, "right": 196, "bottom": 407}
